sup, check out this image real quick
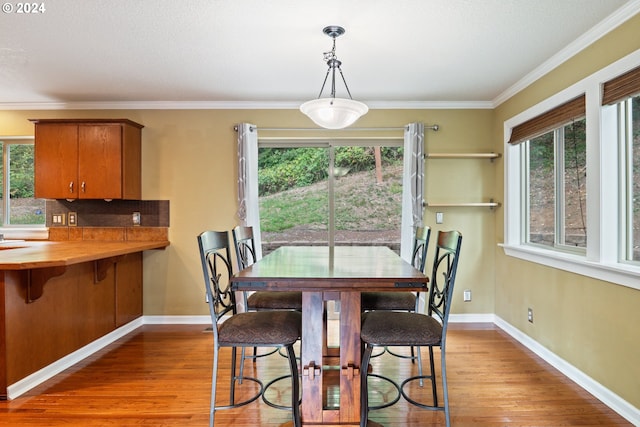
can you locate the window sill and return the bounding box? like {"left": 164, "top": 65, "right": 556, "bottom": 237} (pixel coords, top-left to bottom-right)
{"left": 499, "top": 243, "right": 640, "bottom": 292}
{"left": 0, "top": 227, "right": 49, "bottom": 241}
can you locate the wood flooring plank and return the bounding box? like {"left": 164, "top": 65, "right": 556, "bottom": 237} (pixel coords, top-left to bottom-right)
{"left": 0, "top": 323, "right": 631, "bottom": 427}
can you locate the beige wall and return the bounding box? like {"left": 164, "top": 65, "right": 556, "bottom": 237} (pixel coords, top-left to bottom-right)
{"left": 0, "top": 108, "right": 496, "bottom": 316}
{"left": 493, "top": 14, "right": 640, "bottom": 409}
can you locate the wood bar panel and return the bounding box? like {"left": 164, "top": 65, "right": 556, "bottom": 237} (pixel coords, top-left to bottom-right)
{"left": 3, "top": 261, "right": 116, "bottom": 386}
{"left": 115, "top": 252, "right": 143, "bottom": 327}
{"left": 0, "top": 241, "right": 160, "bottom": 399}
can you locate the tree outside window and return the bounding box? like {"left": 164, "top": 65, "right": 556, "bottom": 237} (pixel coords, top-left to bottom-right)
{"left": 526, "top": 118, "right": 587, "bottom": 250}
{"left": 0, "top": 140, "right": 46, "bottom": 226}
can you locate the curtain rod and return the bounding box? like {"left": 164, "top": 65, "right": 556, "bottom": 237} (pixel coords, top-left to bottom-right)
{"left": 234, "top": 125, "right": 439, "bottom": 132}
{"left": 258, "top": 136, "right": 403, "bottom": 140}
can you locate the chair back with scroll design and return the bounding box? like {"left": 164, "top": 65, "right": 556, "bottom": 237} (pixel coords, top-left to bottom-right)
{"left": 407, "top": 225, "right": 431, "bottom": 314}
{"left": 232, "top": 225, "right": 257, "bottom": 271}
{"left": 410, "top": 226, "right": 430, "bottom": 273}
{"left": 426, "top": 229, "right": 462, "bottom": 332}
{"left": 197, "top": 230, "right": 236, "bottom": 340}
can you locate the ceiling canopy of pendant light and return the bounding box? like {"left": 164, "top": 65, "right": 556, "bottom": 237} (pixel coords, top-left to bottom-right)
{"left": 300, "top": 26, "right": 368, "bottom": 129}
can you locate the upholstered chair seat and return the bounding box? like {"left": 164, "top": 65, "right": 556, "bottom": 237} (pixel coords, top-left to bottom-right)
{"left": 361, "top": 292, "right": 416, "bottom": 312}
{"left": 218, "top": 311, "right": 301, "bottom": 346}
{"left": 361, "top": 311, "right": 442, "bottom": 347}
{"left": 247, "top": 291, "right": 303, "bottom": 311}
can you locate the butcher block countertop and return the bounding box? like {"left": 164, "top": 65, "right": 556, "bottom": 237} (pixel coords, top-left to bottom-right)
{"left": 0, "top": 240, "right": 169, "bottom": 270}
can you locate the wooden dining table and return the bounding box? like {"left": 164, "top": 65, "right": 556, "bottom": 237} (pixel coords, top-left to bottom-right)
{"left": 230, "top": 245, "right": 428, "bottom": 427}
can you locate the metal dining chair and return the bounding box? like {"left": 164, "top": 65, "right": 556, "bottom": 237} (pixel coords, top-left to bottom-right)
{"left": 197, "top": 230, "right": 301, "bottom": 427}
{"left": 232, "top": 226, "right": 302, "bottom": 374}
{"left": 361, "top": 225, "right": 431, "bottom": 369}
{"left": 232, "top": 225, "right": 302, "bottom": 312}
{"left": 360, "top": 230, "right": 463, "bottom": 427}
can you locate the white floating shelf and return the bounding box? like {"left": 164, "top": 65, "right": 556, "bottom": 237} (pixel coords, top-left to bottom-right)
{"left": 425, "top": 152, "right": 501, "bottom": 159}
{"left": 425, "top": 201, "right": 501, "bottom": 208}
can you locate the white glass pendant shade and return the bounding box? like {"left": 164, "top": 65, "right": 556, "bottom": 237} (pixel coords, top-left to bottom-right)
{"left": 300, "top": 97, "right": 369, "bottom": 129}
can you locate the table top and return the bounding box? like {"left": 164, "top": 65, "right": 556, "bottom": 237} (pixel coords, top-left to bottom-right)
{"left": 231, "top": 245, "right": 427, "bottom": 292}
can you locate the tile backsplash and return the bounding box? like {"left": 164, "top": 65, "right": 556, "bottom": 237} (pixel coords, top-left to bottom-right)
{"left": 46, "top": 199, "right": 169, "bottom": 227}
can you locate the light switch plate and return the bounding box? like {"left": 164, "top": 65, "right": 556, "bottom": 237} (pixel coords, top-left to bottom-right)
{"left": 436, "top": 212, "right": 444, "bottom": 224}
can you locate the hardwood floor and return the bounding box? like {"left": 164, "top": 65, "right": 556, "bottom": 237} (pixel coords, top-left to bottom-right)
{"left": 0, "top": 323, "right": 630, "bottom": 426}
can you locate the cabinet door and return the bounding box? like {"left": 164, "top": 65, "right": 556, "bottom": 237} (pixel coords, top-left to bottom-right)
{"left": 34, "top": 124, "right": 79, "bottom": 199}
{"left": 78, "top": 125, "right": 122, "bottom": 199}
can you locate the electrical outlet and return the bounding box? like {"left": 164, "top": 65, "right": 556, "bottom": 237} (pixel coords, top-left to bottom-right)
{"left": 52, "top": 213, "right": 66, "bottom": 226}
{"left": 463, "top": 289, "right": 472, "bottom": 302}
{"left": 527, "top": 308, "right": 534, "bottom": 323}
{"left": 68, "top": 212, "right": 77, "bottom": 226}
{"left": 132, "top": 211, "right": 141, "bottom": 226}
{"left": 436, "top": 212, "right": 444, "bottom": 224}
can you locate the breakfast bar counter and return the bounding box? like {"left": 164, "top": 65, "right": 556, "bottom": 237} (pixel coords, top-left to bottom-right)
{"left": 0, "top": 240, "right": 169, "bottom": 270}
{"left": 0, "top": 238, "right": 169, "bottom": 399}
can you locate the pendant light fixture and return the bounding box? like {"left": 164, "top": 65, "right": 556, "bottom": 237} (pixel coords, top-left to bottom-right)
{"left": 300, "top": 26, "right": 368, "bottom": 129}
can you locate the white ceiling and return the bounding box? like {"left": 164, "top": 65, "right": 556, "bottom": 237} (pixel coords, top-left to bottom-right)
{"left": 0, "top": 0, "right": 637, "bottom": 109}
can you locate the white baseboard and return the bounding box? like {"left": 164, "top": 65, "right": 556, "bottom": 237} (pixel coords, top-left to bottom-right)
{"left": 449, "top": 313, "right": 496, "bottom": 323}
{"left": 7, "top": 318, "right": 143, "bottom": 400}
{"left": 494, "top": 316, "right": 640, "bottom": 426}
{"left": 143, "top": 315, "right": 209, "bottom": 324}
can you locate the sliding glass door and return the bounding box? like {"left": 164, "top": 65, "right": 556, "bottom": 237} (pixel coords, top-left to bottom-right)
{"left": 258, "top": 140, "right": 403, "bottom": 255}
{"left": 259, "top": 145, "right": 330, "bottom": 252}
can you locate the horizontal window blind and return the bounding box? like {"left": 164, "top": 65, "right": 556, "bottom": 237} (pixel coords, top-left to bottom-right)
{"left": 602, "top": 65, "right": 640, "bottom": 105}
{"left": 508, "top": 95, "right": 585, "bottom": 145}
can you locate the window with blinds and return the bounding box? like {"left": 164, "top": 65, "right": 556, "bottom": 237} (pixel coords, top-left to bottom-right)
{"left": 508, "top": 95, "right": 585, "bottom": 145}
{"left": 602, "top": 64, "right": 640, "bottom": 106}
{"left": 503, "top": 53, "right": 640, "bottom": 288}
{"left": 604, "top": 65, "right": 640, "bottom": 262}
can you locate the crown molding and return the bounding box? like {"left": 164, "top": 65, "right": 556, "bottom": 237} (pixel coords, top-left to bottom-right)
{"left": 366, "top": 100, "right": 494, "bottom": 109}
{"left": 0, "top": 99, "right": 495, "bottom": 111}
{"left": 0, "top": 100, "right": 298, "bottom": 110}
{"left": 493, "top": 0, "right": 640, "bottom": 107}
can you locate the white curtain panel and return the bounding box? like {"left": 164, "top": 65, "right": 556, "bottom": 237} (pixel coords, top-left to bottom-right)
{"left": 400, "top": 122, "right": 425, "bottom": 261}
{"left": 236, "top": 123, "right": 263, "bottom": 259}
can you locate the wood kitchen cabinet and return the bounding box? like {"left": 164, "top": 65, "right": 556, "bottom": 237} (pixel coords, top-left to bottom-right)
{"left": 31, "top": 119, "right": 144, "bottom": 200}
